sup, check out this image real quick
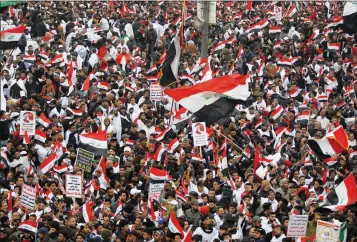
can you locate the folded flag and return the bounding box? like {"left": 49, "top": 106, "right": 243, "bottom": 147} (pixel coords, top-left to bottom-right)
{"left": 79, "top": 131, "right": 108, "bottom": 157}
{"left": 0, "top": 25, "right": 26, "bottom": 50}
{"left": 324, "top": 174, "right": 357, "bottom": 211}
{"left": 308, "top": 126, "right": 348, "bottom": 160}
{"left": 165, "top": 74, "right": 251, "bottom": 125}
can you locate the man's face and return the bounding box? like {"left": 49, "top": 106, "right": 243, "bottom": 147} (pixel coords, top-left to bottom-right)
{"left": 269, "top": 214, "right": 276, "bottom": 222}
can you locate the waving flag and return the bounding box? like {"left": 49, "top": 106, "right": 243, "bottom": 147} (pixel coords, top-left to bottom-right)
{"left": 165, "top": 74, "right": 251, "bottom": 125}
{"left": 324, "top": 174, "right": 357, "bottom": 211}
{"left": 168, "top": 211, "right": 184, "bottom": 237}
{"left": 79, "top": 131, "right": 107, "bottom": 156}
{"left": 37, "top": 113, "right": 52, "bottom": 128}
{"left": 0, "top": 25, "right": 26, "bottom": 50}
{"left": 39, "top": 153, "right": 57, "bottom": 174}
{"left": 343, "top": 2, "right": 357, "bottom": 34}
{"left": 82, "top": 202, "right": 95, "bottom": 223}
{"left": 308, "top": 126, "right": 348, "bottom": 160}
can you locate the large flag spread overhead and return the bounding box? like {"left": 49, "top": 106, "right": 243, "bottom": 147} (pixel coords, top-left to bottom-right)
{"left": 79, "top": 131, "right": 108, "bottom": 157}
{"left": 343, "top": 2, "right": 357, "bottom": 34}
{"left": 324, "top": 174, "right": 357, "bottom": 211}
{"left": 164, "top": 74, "right": 251, "bottom": 125}
{"left": 0, "top": 25, "right": 26, "bottom": 49}
{"left": 308, "top": 126, "right": 348, "bottom": 160}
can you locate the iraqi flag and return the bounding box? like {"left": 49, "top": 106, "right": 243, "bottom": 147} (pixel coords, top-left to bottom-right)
{"left": 82, "top": 202, "right": 95, "bottom": 223}
{"left": 0, "top": 25, "right": 26, "bottom": 50}
{"left": 324, "top": 157, "right": 338, "bottom": 166}
{"left": 324, "top": 174, "right": 357, "bottom": 211}
{"left": 157, "top": 50, "right": 167, "bottom": 65}
{"left": 53, "top": 164, "right": 68, "bottom": 173}
{"left": 168, "top": 211, "right": 184, "bottom": 237}
{"left": 325, "top": 16, "right": 344, "bottom": 29}
{"left": 150, "top": 167, "right": 168, "bottom": 181}
{"left": 343, "top": 2, "right": 357, "bottom": 35}
{"left": 270, "top": 105, "right": 284, "bottom": 120}
{"left": 153, "top": 146, "right": 166, "bottom": 163}
{"left": 164, "top": 74, "right": 251, "bottom": 125}
{"left": 210, "top": 40, "right": 227, "bottom": 54}
{"left": 296, "top": 110, "right": 310, "bottom": 125}
{"left": 327, "top": 43, "right": 341, "bottom": 53}
{"left": 168, "top": 138, "right": 180, "bottom": 154}
{"left": 79, "top": 130, "right": 108, "bottom": 157}
{"left": 159, "top": 32, "right": 181, "bottom": 87}
{"left": 37, "top": 113, "right": 52, "bottom": 128}
{"left": 39, "top": 153, "right": 57, "bottom": 174}
{"left": 154, "top": 127, "right": 174, "bottom": 141}
{"left": 308, "top": 126, "right": 348, "bottom": 160}
{"left": 269, "top": 26, "right": 281, "bottom": 35}
{"left": 18, "top": 220, "right": 38, "bottom": 234}
{"left": 66, "top": 107, "right": 83, "bottom": 116}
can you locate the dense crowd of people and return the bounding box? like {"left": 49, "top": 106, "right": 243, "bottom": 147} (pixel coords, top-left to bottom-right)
{"left": 1, "top": 1, "right": 357, "bottom": 242}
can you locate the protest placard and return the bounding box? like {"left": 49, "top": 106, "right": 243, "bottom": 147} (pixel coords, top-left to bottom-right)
{"left": 65, "top": 174, "right": 82, "bottom": 198}
{"left": 75, "top": 148, "right": 94, "bottom": 172}
{"left": 20, "top": 111, "right": 36, "bottom": 135}
{"left": 287, "top": 215, "right": 309, "bottom": 237}
{"left": 150, "top": 84, "right": 162, "bottom": 101}
{"left": 274, "top": 6, "right": 282, "bottom": 21}
{"left": 192, "top": 122, "right": 208, "bottom": 146}
{"left": 315, "top": 220, "right": 340, "bottom": 242}
{"left": 21, "top": 184, "right": 36, "bottom": 209}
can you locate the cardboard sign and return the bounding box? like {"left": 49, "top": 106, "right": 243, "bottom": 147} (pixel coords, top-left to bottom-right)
{"left": 150, "top": 84, "right": 163, "bottom": 101}
{"left": 75, "top": 148, "right": 94, "bottom": 173}
{"left": 65, "top": 174, "right": 82, "bottom": 198}
{"left": 21, "top": 185, "right": 37, "bottom": 209}
{"left": 192, "top": 122, "right": 208, "bottom": 147}
{"left": 274, "top": 6, "right": 283, "bottom": 21}
{"left": 20, "top": 111, "right": 36, "bottom": 135}
{"left": 287, "top": 215, "right": 309, "bottom": 237}
{"left": 316, "top": 220, "right": 340, "bottom": 242}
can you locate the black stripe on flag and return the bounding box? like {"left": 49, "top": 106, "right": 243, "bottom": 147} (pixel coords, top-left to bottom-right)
{"left": 326, "top": 189, "right": 339, "bottom": 205}
{"left": 343, "top": 2, "right": 357, "bottom": 35}
{"left": 307, "top": 140, "right": 331, "bottom": 160}
{"left": 78, "top": 142, "right": 107, "bottom": 158}
{"left": 159, "top": 36, "right": 180, "bottom": 87}
{"left": 195, "top": 97, "right": 247, "bottom": 125}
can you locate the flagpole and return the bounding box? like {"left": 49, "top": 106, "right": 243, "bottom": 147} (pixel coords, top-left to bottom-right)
{"left": 213, "top": 128, "right": 244, "bottom": 152}
{"left": 181, "top": 224, "right": 193, "bottom": 242}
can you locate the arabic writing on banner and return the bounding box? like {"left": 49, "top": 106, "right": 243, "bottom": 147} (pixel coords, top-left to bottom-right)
{"left": 286, "top": 215, "right": 309, "bottom": 237}
{"left": 65, "top": 174, "right": 82, "bottom": 198}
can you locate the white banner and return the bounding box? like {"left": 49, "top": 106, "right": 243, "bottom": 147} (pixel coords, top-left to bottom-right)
{"left": 65, "top": 174, "right": 82, "bottom": 198}
{"left": 192, "top": 122, "right": 208, "bottom": 147}
{"left": 287, "top": 215, "right": 309, "bottom": 237}
{"left": 316, "top": 220, "right": 340, "bottom": 242}
{"left": 20, "top": 111, "right": 36, "bottom": 135}
{"left": 150, "top": 84, "right": 163, "bottom": 101}
{"left": 274, "top": 6, "right": 283, "bottom": 21}
{"left": 21, "top": 184, "right": 37, "bottom": 209}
